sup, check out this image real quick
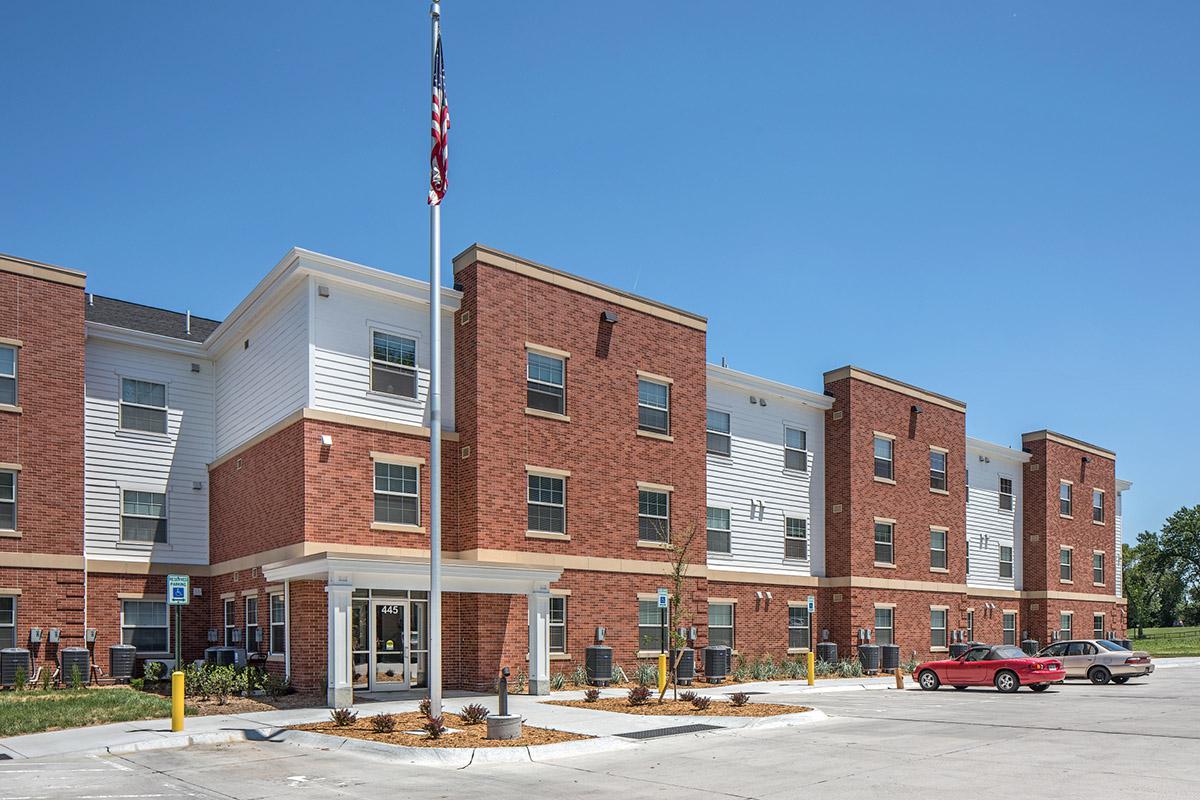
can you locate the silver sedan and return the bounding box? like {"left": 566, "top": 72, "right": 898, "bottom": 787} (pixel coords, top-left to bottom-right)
{"left": 1038, "top": 639, "right": 1154, "bottom": 685}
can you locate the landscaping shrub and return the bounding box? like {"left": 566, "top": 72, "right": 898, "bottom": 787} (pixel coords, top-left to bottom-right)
{"left": 611, "top": 664, "right": 628, "bottom": 685}
{"left": 752, "top": 656, "right": 777, "bottom": 681}
{"left": 835, "top": 659, "right": 863, "bottom": 679}
{"left": 729, "top": 692, "right": 750, "bottom": 707}
{"left": 208, "top": 665, "right": 236, "bottom": 705}
{"left": 419, "top": 698, "right": 431, "bottom": 716}
{"left": 459, "top": 703, "right": 489, "bottom": 724}
{"left": 690, "top": 695, "right": 711, "bottom": 711}
{"left": 570, "top": 665, "right": 588, "bottom": 686}
{"left": 129, "top": 678, "right": 145, "bottom": 691}
{"left": 633, "top": 663, "right": 657, "bottom": 687}
{"left": 12, "top": 667, "right": 26, "bottom": 691}
{"left": 627, "top": 685, "right": 652, "bottom": 706}
{"left": 550, "top": 671, "right": 566, "bottom": 691}
{"left": 678, "top": 690, "right": 697, "bottom": 702}
{"left": 583, "top": 688, "right": 601, "bottom": 703}
{"left": 370, "top": 713, "right": 397, "bottom": 733}
{"left": 143, "top": 660, "right": 165, "bottom": 683}
{"left": 330, "top": 708, "right": 358, "bottom": 727}
{"left": 782, "top": 658, "right": 806, "bottom": 680}
{"left": 40, "top": 666, "right": 53, "bottom": 691}
{"left": 264, "top": 673, "right": 290, "bottom": 698}
{"left": 423, "top": 714, "right": 447, "bottom": 739}
{"left": 514, "top": 669, "right": 528, "bottom": 694}
{"left": 70, "top": 664, "right": 84, "bottom": 690}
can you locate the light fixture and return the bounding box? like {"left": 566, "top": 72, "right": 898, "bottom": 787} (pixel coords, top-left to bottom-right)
{"left": 765, "top": 591, "right": 773, "bottom": 601}
{"left": 317, "top": 284, "right": 331, "bottom": 297}
{"left": 755, "top": 591, "right": 764, "bottom": 600}
{"left": 912, "top": 404, "right": 923, "bottom": 414}
{"left": 601, "top": 310, "right": 619, "bottom": 324}
{"left": 320, "top": 434, "right": 333, "bottom": 447}
{"left": 1082, "top": 456, "right": 1091, "bottom": 464}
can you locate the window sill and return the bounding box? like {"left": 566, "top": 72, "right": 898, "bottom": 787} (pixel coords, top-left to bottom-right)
{"left": 873, "top": 562, "right": 897, "bottom": 569}
{"left": 707, "top": 550, "right": 733, "bottom": 557}
{"left": 370, "top": 522, "right": 426, "bottom": 533}
{"left": 929, "top": 567, "right": 949, "bottom": 574}
{"left": 786, "top": 647, "right": 811, "bottom": 655}
{"left": 929, "top": 487, "right": 949, "bottom": 496}
{"left": 636, "top": 650, "right": 669, "bottom": 659}
{"left": 636, "top": 429, "right": 674, "bottom": 442}
{"left": 525, "top": 407, "right": 571, "bottom": 423}
{"left": 782, "top": 557, "right": 810, "bottom": 564}
{"left": 930, "top": 647, "right": 949, "bottom": 653}
{"left": 0, "top": 404, "right": 22, "bottom": 415}
{"left": 1060, "top": 579, "right": 1074, "bottom": 585}
{"left": 1059, "top": 514, "right": 1074, "bottom": 520}
{"left": 0, "top": 530, "right": 22, "bottom": 539}
{"left": 115, "top": 427, "right": 171, "bottom": 440}
{"left": 526, "top": 531, "right": 570, "bottom": 541}
{"left": 267, "top": 654, "right": 285, "bottom": 663}
{"left": 637, "top": 540, "right": 671, "bottom": 550}
{"left": 873, "top": 476, "right": 896, "bottom": 485}
{"left": 1093, "top": 582, "right": 1106, "bottom": 588}
{"left": 366, "top": 389, "right": 421, "bottom": 406}
{"left": 550, "top": 653, "right": 572, "bottom": 661}
{"left": 1092, "top": 520, "right": 1106, "bottom": 526}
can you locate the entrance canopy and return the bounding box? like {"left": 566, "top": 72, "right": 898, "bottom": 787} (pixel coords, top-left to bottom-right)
{"left": 262, "top": 552, "right": 563, "bottom": 595}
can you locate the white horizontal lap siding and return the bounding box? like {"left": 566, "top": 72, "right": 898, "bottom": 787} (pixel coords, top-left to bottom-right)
{"left": 84, "top": 339, "right": 214, "bottom": 565}
{"left": 311, "top": 281, "right": 455, "bottom": 430}
{"left": 965, "top": 448, "right": 1023, "bottom": 591}
{"left": 214, "top": 284, "right": 309, "bottom": 456}
{"left": 705, "top": 381, "right": 824, "bottom": 577}
{"left": 1115, "top": 495, "right": 1123, "bottom": 597}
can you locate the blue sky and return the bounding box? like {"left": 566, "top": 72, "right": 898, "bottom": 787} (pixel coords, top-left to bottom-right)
{"left": 2, "top": 2, "right": 1196, "bottom": 539}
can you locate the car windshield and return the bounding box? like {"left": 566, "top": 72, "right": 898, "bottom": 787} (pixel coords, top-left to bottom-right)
{"left": 986, "top": 646, "right": 1027, "bottom": 660}
{"left": 1097, "top": 640, "right": 1130, "bottom": 652}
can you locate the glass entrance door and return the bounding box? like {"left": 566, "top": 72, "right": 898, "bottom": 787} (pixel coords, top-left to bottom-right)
{"left": 371, "top": 600, "right": 409, "bottom": 690}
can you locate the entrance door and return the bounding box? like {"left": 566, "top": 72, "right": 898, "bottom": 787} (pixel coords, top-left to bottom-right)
{"left": 371, "top": 600, "right": 410, "bottom": 690}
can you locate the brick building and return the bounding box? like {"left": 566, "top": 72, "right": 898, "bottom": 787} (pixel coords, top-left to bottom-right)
{"left": 0, "top": 246, "right": 1130, "bottom": 704}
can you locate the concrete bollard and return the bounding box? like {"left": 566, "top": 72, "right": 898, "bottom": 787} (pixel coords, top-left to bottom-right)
{"left": 171, "top": 670, "right": 185, "bottom": 732}
{"left": 487, "top": 666, "right": 521, "bottom": 740}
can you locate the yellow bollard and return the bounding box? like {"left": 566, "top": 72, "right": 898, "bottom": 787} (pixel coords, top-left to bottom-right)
{"left": 657, "top": 653, "right": 668, "bottom": 692}
{"left": 895, "top": 667, "right": 904, "bottom": 690}
{"left": 171, "top": 670, "right": 185, "bottom": 732}
{"left": 807, "top": 651, "right": 815, "bottom": 686}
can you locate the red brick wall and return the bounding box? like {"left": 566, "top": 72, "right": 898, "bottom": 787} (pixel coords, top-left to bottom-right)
{"left": 1023, "top": 598, "right": 1125, "bottom": 645}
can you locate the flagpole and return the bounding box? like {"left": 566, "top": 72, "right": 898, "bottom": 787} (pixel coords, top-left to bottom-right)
{"left": 428, "top": 0, "right": 444, "bottom": 719}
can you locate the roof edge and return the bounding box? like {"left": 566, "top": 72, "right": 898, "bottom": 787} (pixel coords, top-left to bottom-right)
{"left": 823, "top": 365, "right": 966, "bottom": 412}
{"left": 0, "top": 252, "right": 87, "bottom": 289}
{"left": 967, "top": 436, "right": 1033, "bottom": 463}
{"left": 707, "top": 363, "right": 834, "bottom": 409}
{"left": 1021, "top": 430, "right": 1115, "bottom": 460}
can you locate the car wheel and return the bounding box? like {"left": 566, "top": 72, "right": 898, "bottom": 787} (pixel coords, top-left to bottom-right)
{"left": 1031, "top": 683, "right": 1050, "bottom": 692}
{"left": 918, "top": 670, "right": 941, "bottom": 691}
{"left": 1112, "top": 676, "right": 1130, "bottom": 685}
{"left": 994, "top": 670, "right": 1019, "bottom": 693}
{"left": 953, "top": 685, "right": 967, "bottom": 691}
{"left": 1089, "top": 666, "right": 1112, "bottom": 685}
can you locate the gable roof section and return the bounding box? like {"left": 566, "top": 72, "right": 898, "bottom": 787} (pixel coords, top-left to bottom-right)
{"left": 85, "top": 295, "right": 221, "bottom": 342}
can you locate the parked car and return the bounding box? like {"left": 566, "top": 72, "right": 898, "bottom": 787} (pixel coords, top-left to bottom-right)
{"left": 914, "top": 644, "right": 1065, "bottom": 693}
{"left": 1037, "top": 640, "right": 1154, "bottom": 685}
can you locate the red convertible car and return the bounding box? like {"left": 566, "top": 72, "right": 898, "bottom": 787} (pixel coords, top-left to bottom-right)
{"left": 914, "top": 644, "right": 1066, "bottom": 693}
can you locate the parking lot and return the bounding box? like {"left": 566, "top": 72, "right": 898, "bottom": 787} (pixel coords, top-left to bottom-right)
{"left": 2, "top": 660, "right": 1197, "bottom": 800}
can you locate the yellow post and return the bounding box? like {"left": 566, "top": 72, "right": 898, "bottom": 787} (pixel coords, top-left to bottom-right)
{"left": 807, "top": 651, "right": 815, "bottom": 686}
{"left": 171, "top": 670, "right": 185, "bottom": 732}
{"left": 895, "top": 667, "right": 904, "bottom": 690}
{"left": 657, "top": 653, "right": 668, "bottom": 693}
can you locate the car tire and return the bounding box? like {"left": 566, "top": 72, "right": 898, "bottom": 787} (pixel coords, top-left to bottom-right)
{"left": 1112, "top": 676, "right": 1130, "bottom": 685}
{"left": 1031, "top": 683, "right": 1050, "bottom": 692}
{"left": 1089, "top": 666, "right": 1112, "bottom": 686}
{"left": 953, "top": 685, "right": 967, "bottom": 691}
{"left": 994, "top": 670, "right": 1019, "bottom": 693}
{"left": 918, "top": 670, "right": 941, "bottom": 691}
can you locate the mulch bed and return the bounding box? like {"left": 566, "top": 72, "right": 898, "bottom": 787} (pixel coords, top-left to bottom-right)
{"left": 292, "top": 711, "right": 590, "bottom": 749}
{"left": 187, "top": 691, "right": 326, "bottom": 716}
{"left": 546, "top": 697, "right": 811, "bottom": 717}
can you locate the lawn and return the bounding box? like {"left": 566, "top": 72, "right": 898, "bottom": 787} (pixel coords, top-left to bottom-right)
{"left": 0, "top": 687, "right": 184, "bottom": 737}
{"left": 1131, "top": 626, "right": 1200, "bottom": 658}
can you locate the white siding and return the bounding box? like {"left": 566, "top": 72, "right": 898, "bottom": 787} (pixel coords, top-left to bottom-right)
{"left": 705, "top": 379, "right": 826, "bottom": 577}
{"left": 84, "top": 338, "right": 214, "bottom": 565}
{"left": 1115, "top": 493, "right": 1124, "bottom": 597}
{"left": 214, "top": 282, "right": 308, "bottom": 456}
{"left": 965, "top": 444, "right": 1024, "bottom": 591}
{"left": 311, "top": 279, "right": 455, "bottom": 430}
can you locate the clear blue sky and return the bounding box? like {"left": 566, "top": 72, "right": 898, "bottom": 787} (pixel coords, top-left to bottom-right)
{"left": 2, "top": 2, "right": 1196, "bottom": 540}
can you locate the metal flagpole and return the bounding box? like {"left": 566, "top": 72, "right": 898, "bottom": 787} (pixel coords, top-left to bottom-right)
{"left": 428, "top": 0, "right": 444, "bottom": 719}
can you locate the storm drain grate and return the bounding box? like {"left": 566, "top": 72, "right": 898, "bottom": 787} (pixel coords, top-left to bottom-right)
{"left": 616, "top": 724, "right": 724, "bottom": 740}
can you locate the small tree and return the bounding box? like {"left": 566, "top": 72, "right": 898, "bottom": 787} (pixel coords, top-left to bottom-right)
{"left": 654, "top": 522, "right": 701, "bottom": 702}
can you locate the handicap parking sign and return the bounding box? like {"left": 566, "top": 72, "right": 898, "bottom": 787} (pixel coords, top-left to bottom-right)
{"left": 167, "top": 574, "right": 190, "bottom": 606}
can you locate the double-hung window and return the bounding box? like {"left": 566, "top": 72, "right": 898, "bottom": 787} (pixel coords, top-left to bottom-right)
{"left": 527, "top": 351, "right": 565, "bottom": 414}
{"left": 1060, "top": 482, "right": 1073, "bottom": 517}
{"left": 637, "top": 378, "right": 670, "bottom": 434}
{"left": 374, "top": 462, "right": 419, "bottom": 526}
{"left": 1059, "top": 612, "right": 1073, "bottom": 640}
{"left": 224, "top": 599, "right": 237, "bottom": 645}
{"left": 930, "top": 608, "right": 948, "bottom": 649}
{"left": 784, "top": 427, "right": 807, "bottom": 472}
{"left": 1002, "top": 612, "right": 1017, "bottom": 646}
{"left": 0, "top": 470, "right": 15, "bottom": 531}
{"left": 638, "top": 600, "right": 666, "bottom": 652}
{"left": 122, "top": 600, "right": 168, "bottom": 653}
{"left": 966, "top": 610, "right": 975, "bottom": 642}
{"left": 706, "top": 409, "right": 731, "bottom": 456}
{"left": 874, "top": 607, "right": 894, "bottom": 646}
{"left": 929, "top": 449, "right": 947, "bottom": 491}
{"left": 120, "top": 378, "right": 167, "bottom": 433}
{"left": 785, "top": 517, "right": 808, "bottom": 560}
{"left": 930, "top": 528, "right": 948, "bottom": 570}
{"left": 999, "top": 477, "right": 1014, "bottom": 511}
{"left": 706, "top": 506, "right": 730, "bottom": 554}
{"left": 874, "top": 521, "right": 894, "bottom": 565}
{"left": 708, "top": 603, "right": 734, "bottom": 649}
{"left": 0, "top": 596, "right": 14, "bottom": 649}
{"left": 549, "top": 596, "right": 567, "bottom": 654}
{"left": 371, "top": 331, "right": 417, "bottom": 398}
{"left": 788, "top": 606, "right": 810, "bottom": 650}
{"left": 0, "top": 345, "right": 15, "bottom": 406}
{"left": 873, "top": 435, "right": 894, "bottom": 480}
{"left": 1093, "top": 613, "right": 1105, "bottom": 640}
{"left": 1092, "top": 489, "right": 1104, "bottom": 523}
{"left": 1093, "top": 551, "right": 1105, "bottom": 584}
{"left": 121, "top": 490, "right": 167, "bottom": 543}
{"left": 528, "top": 473, "right": 566, "bottom": 534}
{"left": 638, "top": 489, "right": 670, "bottom": 543}
{"left": 999, "top": 545, "right": 1014, "bottom": 578}
{"left": 1060, "top": 547, "right": 1073, "bottom": 581}
{"left": 965, "top": 538, "right": 971, "bottom": 574}
{"left": 245, "top": 596, "right": 259, "bottom": 651}
{"left": 269, "top": 593, "right": 286, "bottom": 655}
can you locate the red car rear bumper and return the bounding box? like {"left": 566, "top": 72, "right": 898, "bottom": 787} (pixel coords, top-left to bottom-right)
{"left": 1026, "top": 668, "right": 1066, "bottom": 683}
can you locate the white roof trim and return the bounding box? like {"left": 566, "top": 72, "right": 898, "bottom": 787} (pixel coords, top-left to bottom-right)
{"left": 1116, "top": 478, "right": 1133, "bottom": 492}
{"left": 966, "top": 436, "right": 1032, "bottom": 464}
{"left": 86, "top": 321, "right": 209, "bottom": 357}
{"left": 262, "top": 553, "right": 562, "bottom": 595}
{"left": 707, "top": 364, "right": 834, "bottom": 410}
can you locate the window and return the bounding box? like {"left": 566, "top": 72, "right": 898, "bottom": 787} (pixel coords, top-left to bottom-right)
{"left": 0, "top": 470, "right": 14, "bottom": 531}
{"left": 526, "top": 351, "right": 565, "bottom": 414}
{"left": 1060, "top": 482, "right": 1072, "bottom": 516}
{"left": 550, "top": 596, "right": 567, "bottom": 654}
{"left": 706, "top": 506, "right": 730, "bottom": 554}
{"left": 638, "top": 600, "right": 666, "bottom": 651}
{"left": 872, "top": 607, "right": 893, "bottom": 646}
{"left": 965, "top": 539, "right": 971, "bottom": 574}
{"left": 528, "top": 474, "right": 565, "bottom": 534}
{"left": 999, "top": 477, "right": 1014, "bottom": 511}
{"left": 706, "top": 409, "right": 731, "bottom": 456}
{"left": 0, "top": 345, "right": 15, "bottom": 406}
{"left": 121, "top": 600, "right": 168, "bottom": 653}
{"left": 638, "top": 489, "right": 670, "bottom": 542}
{"left": 708, "top": 603, "right": 734, "bottom": 649}
{"left": 121, "top": 490, "right": 167, "bottom": 543}
{"left": 999, "top": 546, "right": 1013, "bottom": 579}
{"left": 785, "top": 517, "right": 808, "bottom": 560}
{"left": 965, "top": 469, "right": 970, "bottom": 503}
{"left": 1002, "top": 612, "right": 1017, "bottom": 646}
{"left": 874, "top": 521, "right": 894, "bottom": 564}
{"left": 1092, "top": 489, "right": 1104, "bottom": 523}
{"left": 1060, "top": 547, "right": 1073, "bottom": 581}
{"left": 966, "top": 610, "right": 975, "bottom": 642}
{"left": 929, "top": 449, "right": 947, "bottom": 491}
{"left": 374, "top": 462, "right": 419, "bottom": 525}
{"left": 120, "top": 378, "right": 167, "bottom": 433}
{"left": 245, "top": 596, "right": 259, "bottom": 651}
{"left": 0, "top": 596, "right": 14, "bottom": 649}
{"left": 931, "top": 609, "right": 948, "bottom": 648}
{"left": 1093, "top": 551, "right": 1105, "bottom": 585}
{"left": 371, "top": 331, "right": 417, "bottom": 398}
{"left": 784, "top": 427, "right": 807, "bottom": 472}
{"left": 223, "top": 599, "right": 236, "bottom": 646}
{"left": 269, "top": 593, "right": 286, "bottom": 654}
{"left": 873, "top": 436, "right": 893, "bottom": 480}
{"left": 930, "top": 529, "right": 947, "bottom": 570}
{"left": 788, "top": 606, "right": 810, "bottom": 650}
{"left": 1091, "top": 613, "right": 1105, "bottom": 640}
{"left": 1059, "top": 612, "right": 1073, "bottom": 640}
{"left": 637, "top": 378, "right": 670, "bottom": 434}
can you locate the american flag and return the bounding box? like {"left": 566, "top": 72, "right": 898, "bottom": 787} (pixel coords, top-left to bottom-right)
{"left": 428, "top": 30, "right": 449, "bottom": 206}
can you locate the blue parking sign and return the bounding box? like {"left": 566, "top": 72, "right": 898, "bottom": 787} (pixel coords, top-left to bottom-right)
{"left": 167, "top": 574, "right": 190, "bottom": 606}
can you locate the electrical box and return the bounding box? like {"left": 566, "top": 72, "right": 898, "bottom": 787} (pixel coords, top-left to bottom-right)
{"left": 255, "top": 627, "right": 263, "bottom": 643}
{"left": 48, "top": 628, "right": 61, "bottom": 644}
{"left": 595, "top": 626, "right": 606, "bottom": 642}
{"left": 207, "top": 629, "right": 219, "bottom": 643}
{"left": 85, "top": 628, "right": 97, "bottom": 643}
{"left": 28, "top": 627, "right": 42, "bottom": 643}
{"left": 231, "top": 629, "right": 241, "bottom": 643}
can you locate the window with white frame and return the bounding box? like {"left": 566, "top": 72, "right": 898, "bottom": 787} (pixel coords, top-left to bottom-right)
{"left": 550, "top": 596, "right": 567, "bottom": 654}
{"left": 527, "top": 474, "right": 566, "bottom": 534}
{"left": 269, "top": 593, "right": 286, "bottom": 654}
{"left": 930, "top": 608, "right": 948, "bottom": 648}
{"left": 1059, "top": 612, "right": 1073, "bottom": 640}
{"left": 788, "top": 606, "right": 810, "bottom": 649}
{"left": 706, "top": 506, "right": 730, "bottom": 554}
{"left": 1060, "top": 482, "right": 1073, "bottom": 516}
{"left": 371, "top": 331, "right": 417, "bottom": 398}
{"left": 527, "top": 351, "right": 565, "bottom": 414}
{"left": 966, "top": 609, "right": 975, "bottom": 642}
{"left": 374, "top": 462, "right": 419, "bottom": 525}
{"left": 1093, "top": 613, "right": 1105, "bottom": 640}
{"left": 0, "top": 596, "right": 14, "bottom": 649}
{"left": 1092, "top": 489, "right": 1104, "bottom": 523}
{"left": 638, "top": 600, "right": 666, "bottom": 651}
{"left": 874, "top": 607, "right": 894, "bottom": 646}
{"left": 637, "top": 378, "right": 670, "bottom": 434}
{"left": 0, "top": 470, "right": 15, "bottom": 531}
{"left": 120, "top": 378, "right": 167, "bottom": 433}
{"left": 785, "top": 517, "right": 808, "bottom": 560}
{"left": 121, "top": 490, "right": 167, "bottom": 543}
{"left": 874, "top": 521, "right": 894, "bottom": 564}
{"left": 224, "top": 599, "right": 237, "bottom": 645}
{"left": 245, "top": 596, "right": 259, "bottom": 651}
{"left": 999, "top": 545, "right": 1013, "bottom": 579}
{"left": 708, "top": 603, "right": 734, "bottom": 649}
{"left": 0, "top": 345, "right": 15, "bottom": 406}
{"left": 965, "top": 538, "right": 971, "bottom": 574}
{"left": 638, "top": 489, "right": 669, "bottom": 542}
{"left": 930, "top": 529, "right": 947, "bottom": 570}
{"left": 1002, "top": 612, "right": 1017, "bottom": 645}
{"left": 929, "top": 449, "right": 947, "bottom": 491}
{"left": 873, "top": 436, "right": 894, "bottom": 480}
{"left": 999, "top": 477, "right": 1014, "bottom": 511}
{"left": 1093, "top": 551, "right": 1105, "bottom": 584}
{"left": 1060, "top": 547, "right": 1073, "bottom": 581}
{"left": 706, "top": 409, "right": 731, "bottom": 456}
{"left": 121, "top": 599, "right": 168, "bottom": 653}
{"left": 784, "top": 427, "right": 807, "bottom": 472}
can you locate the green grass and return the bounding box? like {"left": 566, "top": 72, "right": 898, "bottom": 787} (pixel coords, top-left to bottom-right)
{"left": 1131, "top": 626, "right": 1200, "bottom": 658}
{"left": 0, "top": 687, "right": 185, "bottom": 737}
